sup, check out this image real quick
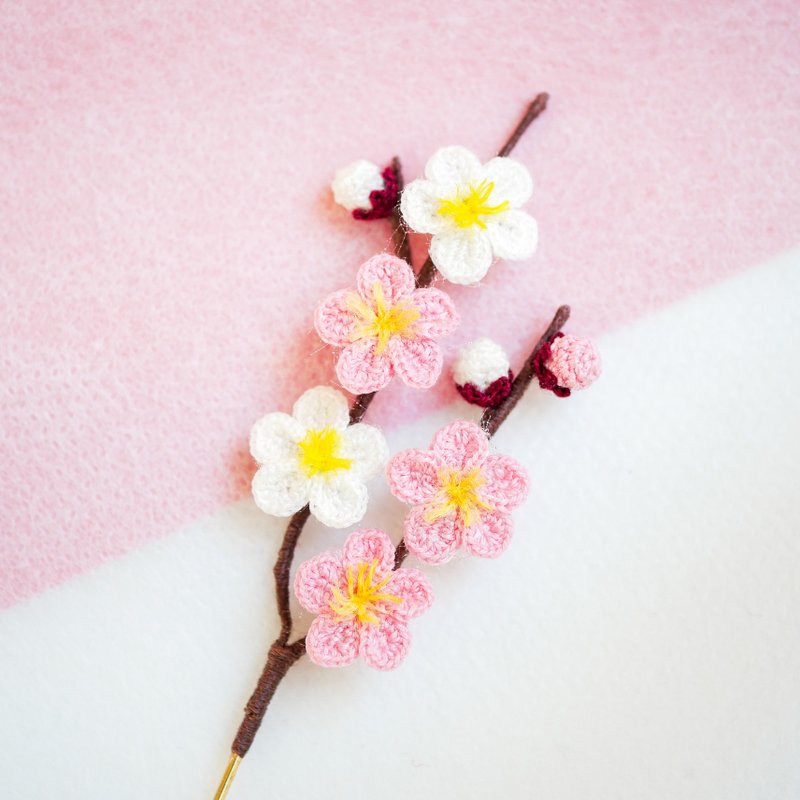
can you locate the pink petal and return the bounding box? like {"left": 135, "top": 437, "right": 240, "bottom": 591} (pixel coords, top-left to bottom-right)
{"left": 404, "top": 506, "right": 461, "bottom": 565}
{"left": 293, "top": 552, "right": 345, "bottom": 614}
{"left": 480, "top": 454, "right": 529, "bottom": 513}
{"left": 386, "top": 448, "right": 442, "bottom": 505}
{"left": 387, "top": 568, "right": 433, "bottom": 620}
{"left": 430, "top": 420, "right": 489, "bottom": 470}
{"left": 356, "top": 253, "right": 415, "bottom": 307}
{"left": 342, "top": 528, "right": 396, "bottom": 574}
{"left": 305, "top": 615, "right": 361, "bottom": 667}
{"left": 336, "top": 338, "right": 392, "bottom": 393}
{"left": 387, "top": 336, "right": 442, "bottom": 389}
{"left": 408, "top": 288, "right": 459, "bottom": 339}
{"left": 315, "top": 289, "right": 359, "bottom": 347}
{"left": 359, "top": 615, "right": 411, "bottom": 671}
{"left": 462, "top": 510, "right": 513, "bottom": 558}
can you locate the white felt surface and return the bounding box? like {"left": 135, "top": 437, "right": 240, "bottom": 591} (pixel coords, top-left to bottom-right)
{"left": 2, "top": 250, "right": 799, "bottom": 799}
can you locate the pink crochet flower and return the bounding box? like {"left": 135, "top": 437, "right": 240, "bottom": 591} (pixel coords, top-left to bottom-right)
{"left": 315, "top": 254, "right": 459, "bottom": 394}
{"left": 295, "top": 529, "right": 433, "bottom": 670}
{"left": 387, "top": 421, "right": 529, "bottom": 564}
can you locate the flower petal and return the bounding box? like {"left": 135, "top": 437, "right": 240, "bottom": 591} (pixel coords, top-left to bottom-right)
{"left": 480, "top": 454, "right": 529, "bottom": 512}
{"left": 387, "top": 568, "right": 433, "bottom": 620}
{"left": 340, "top": 423, "right": 388, "bottom": 480}
{"left": 431, "top": 420, "right": 489, "bottom": 470}
{"left": 359, "top": 615, "right": 410, "bottom": 670}
{"left": 424, "top": 145, "right": 482, "bottom": 189}
{"left": 331, "top": 159, "right": 384, "bottom": 212}
{"left": 249, "top": 412, "right": 304, "bottom": 465}
{"left": 404, "top": 506, "right": 461, "bottom": 565}
{"left": 306, "top": 615, "right": 360, "bottom": 667}
{"left": 356, "top": 253, "right": 415, "bottom": 306}
{"left": 387, "top": 448, "right": 441, "bottom": 505}
{"left": 408, "top": 288, "right": 459, "bottom": 338}
{"left": 251, "top": 463, "right": 309, "bottom": 517}
{"left": 400, "top": 179, "right": 448, "bottom": 235}
{"left": 315, "top": 289, "right": 359, "bottom": 347}
{"left": 342, "top": 528, "right": 395, "bottom": 574}
{"left": 294, "top": 552, "right": 345, "bottom": 614}
{"left": 485, "top": 209, "right": 538, "bottom": 261}
{"left": 336, "top": 338, "right": 393, "bottom": 393}
{"left": 429, "top": 228, "right": 493, "bottom": 285}
{"left": 308, "top": 472, "right": 369, "bottom": 528}
{"left": 462, "top": 509, "right": 513, "bottom": 558}
{"left": 482, "top": 156, "right": 533, "bottom": 207}
{"left": 292, "top": 386, "right": 350, "bottom": 432}
{"left": 387, "top": 336, "right": 443, "bottom": 389}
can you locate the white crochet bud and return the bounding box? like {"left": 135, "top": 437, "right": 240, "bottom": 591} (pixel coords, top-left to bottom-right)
{"left": 331, "top": 160, "right": 385, "bottom": 212}
{"left": 453, "top": 338, "right": 510, "bottom": 391}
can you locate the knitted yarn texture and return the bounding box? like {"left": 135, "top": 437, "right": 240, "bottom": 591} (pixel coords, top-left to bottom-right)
{"left": 315, "top": 254, "right": 459, "bottom": 393}
{"left": 250, "top": 386, "right": 388, "bottom": 528}
{"left": 295, "top": 529, "right": 433, "bottom": 670}
{"left": 401, "top": 146, "right": 538, "bottom": 284}
{"left": 387, "top": 420, "right": 529, "bottom": 564}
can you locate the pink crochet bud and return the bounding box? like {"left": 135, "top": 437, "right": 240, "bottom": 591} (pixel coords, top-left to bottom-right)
{"left": 532, "top": 332, "right": 601, "bottom": 397}
{"left": 547, "top": 333, "right": 601, "bottom": 389}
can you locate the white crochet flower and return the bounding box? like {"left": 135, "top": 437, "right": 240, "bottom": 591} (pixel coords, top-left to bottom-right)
{"left": 401, "top": 146, "right": 538, "bottom": 285}
{"left": 250, "top": 386, "right": 388, "bottom": 528}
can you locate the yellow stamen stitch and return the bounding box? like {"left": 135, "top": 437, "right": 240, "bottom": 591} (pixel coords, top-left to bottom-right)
{"left": 425, "top": 466, "right": 494, "bottom": 527}
{"left": 437, "top": 180, "right": 509, "bottom": 229}
{"left": 297, "top": 427, "right": 352, "bottom": 477}
{"left": 347, "top": 281, "right": 420, "bottom": 355}
{"left": 329, "top": 559, "right": 402, "bottom": 625}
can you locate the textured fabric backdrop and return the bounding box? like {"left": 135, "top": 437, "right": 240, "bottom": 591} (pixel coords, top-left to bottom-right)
{"left": 2, "top": 0, "right": 799, "bottom": 607}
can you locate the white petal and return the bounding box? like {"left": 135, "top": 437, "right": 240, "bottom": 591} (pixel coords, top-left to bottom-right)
{"left": 292, "top": 386, "right": 350, "bottom": 432}
{"left": 340, "top": 423, "right": 389, "bottom": 480}
{"left": 429, "top": 228, "right": 494, "bottom": 285}
{"left": 308, "top": 472, "right": 369, "bottom": 528}
{"left": 482, "top": 157, "right": 533, "bottom": 207}
{"left": 249, "top": 412, "right": 304, "bottom": 465}
{"left": 331, "top": 160, "right": 384, "bottom": 212}
{"left": 399, "top": 179, "right": 448, "bottom": 235}
{"left": 485, "top": 210, "right": 538, "bottom": 261}
{"left": 423, "top": 146, "right": 482, "bottom": 189}
{"left": 453, "top": 338, "right": 510, "bottom": 390}
{"left": 251, "top": 464, "right": 309, "bottom": 517}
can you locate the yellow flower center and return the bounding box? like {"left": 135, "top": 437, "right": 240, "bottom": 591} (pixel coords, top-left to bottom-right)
{"left": 425, "top": 466, "right": 494, "bottom": 527}
{"left": 329, "top": 559, "right": 402, "bottom": 625}
{"left": 297, "top": 427, "right": 352, "bottom": 477}
{"left": 347, "top": 281, "right": 420, "bottom": 355}
{"left": 437, "top": 180, "right": 509, "bottom": 229}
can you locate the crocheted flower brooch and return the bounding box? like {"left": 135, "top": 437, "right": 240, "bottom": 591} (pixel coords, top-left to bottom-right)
{"left": 296, "top": 529, "right": 432, "bottom": 670}
{"left": 315, "top": 254, "right": 459, "bottom": 393}
{"left": 212, "top": 94, "right": 603, "bottom": 800}
{"left": 250, "top": 386, "right": 387, "bottom": 527}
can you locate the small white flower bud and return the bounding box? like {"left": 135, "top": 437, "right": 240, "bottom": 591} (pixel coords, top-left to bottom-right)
{"left": 331, "top": 160, "right": 385, "bottom": 212}
{"left": 453, "top": 338, "right": 510, "bottom": 390}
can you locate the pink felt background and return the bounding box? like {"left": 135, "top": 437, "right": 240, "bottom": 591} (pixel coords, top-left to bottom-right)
{"left": 1, "top": 1, "right": 799, "bottom": 607}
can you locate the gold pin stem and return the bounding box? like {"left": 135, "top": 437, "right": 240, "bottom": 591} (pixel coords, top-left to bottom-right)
{"left": 213, "top": 753, "right": 241, "bottom": 800}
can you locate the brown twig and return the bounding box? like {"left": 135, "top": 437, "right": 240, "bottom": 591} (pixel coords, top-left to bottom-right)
{"left": 497, "top": 93, "right": 549, "bottom": 158}
{"left": 219, "top": 94, "right": 551, "bottom": 790}
{"left": 481, "top": 304, "right": 570, "bottom": 436}
{"left": 273, "top": 506, "right": 310, "bottom": 645}
{"left": 389, "top": 156, "right": 412, "bottom": 265}
{"left": 393, "top": 303, "right": 570, "bottom": 569}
